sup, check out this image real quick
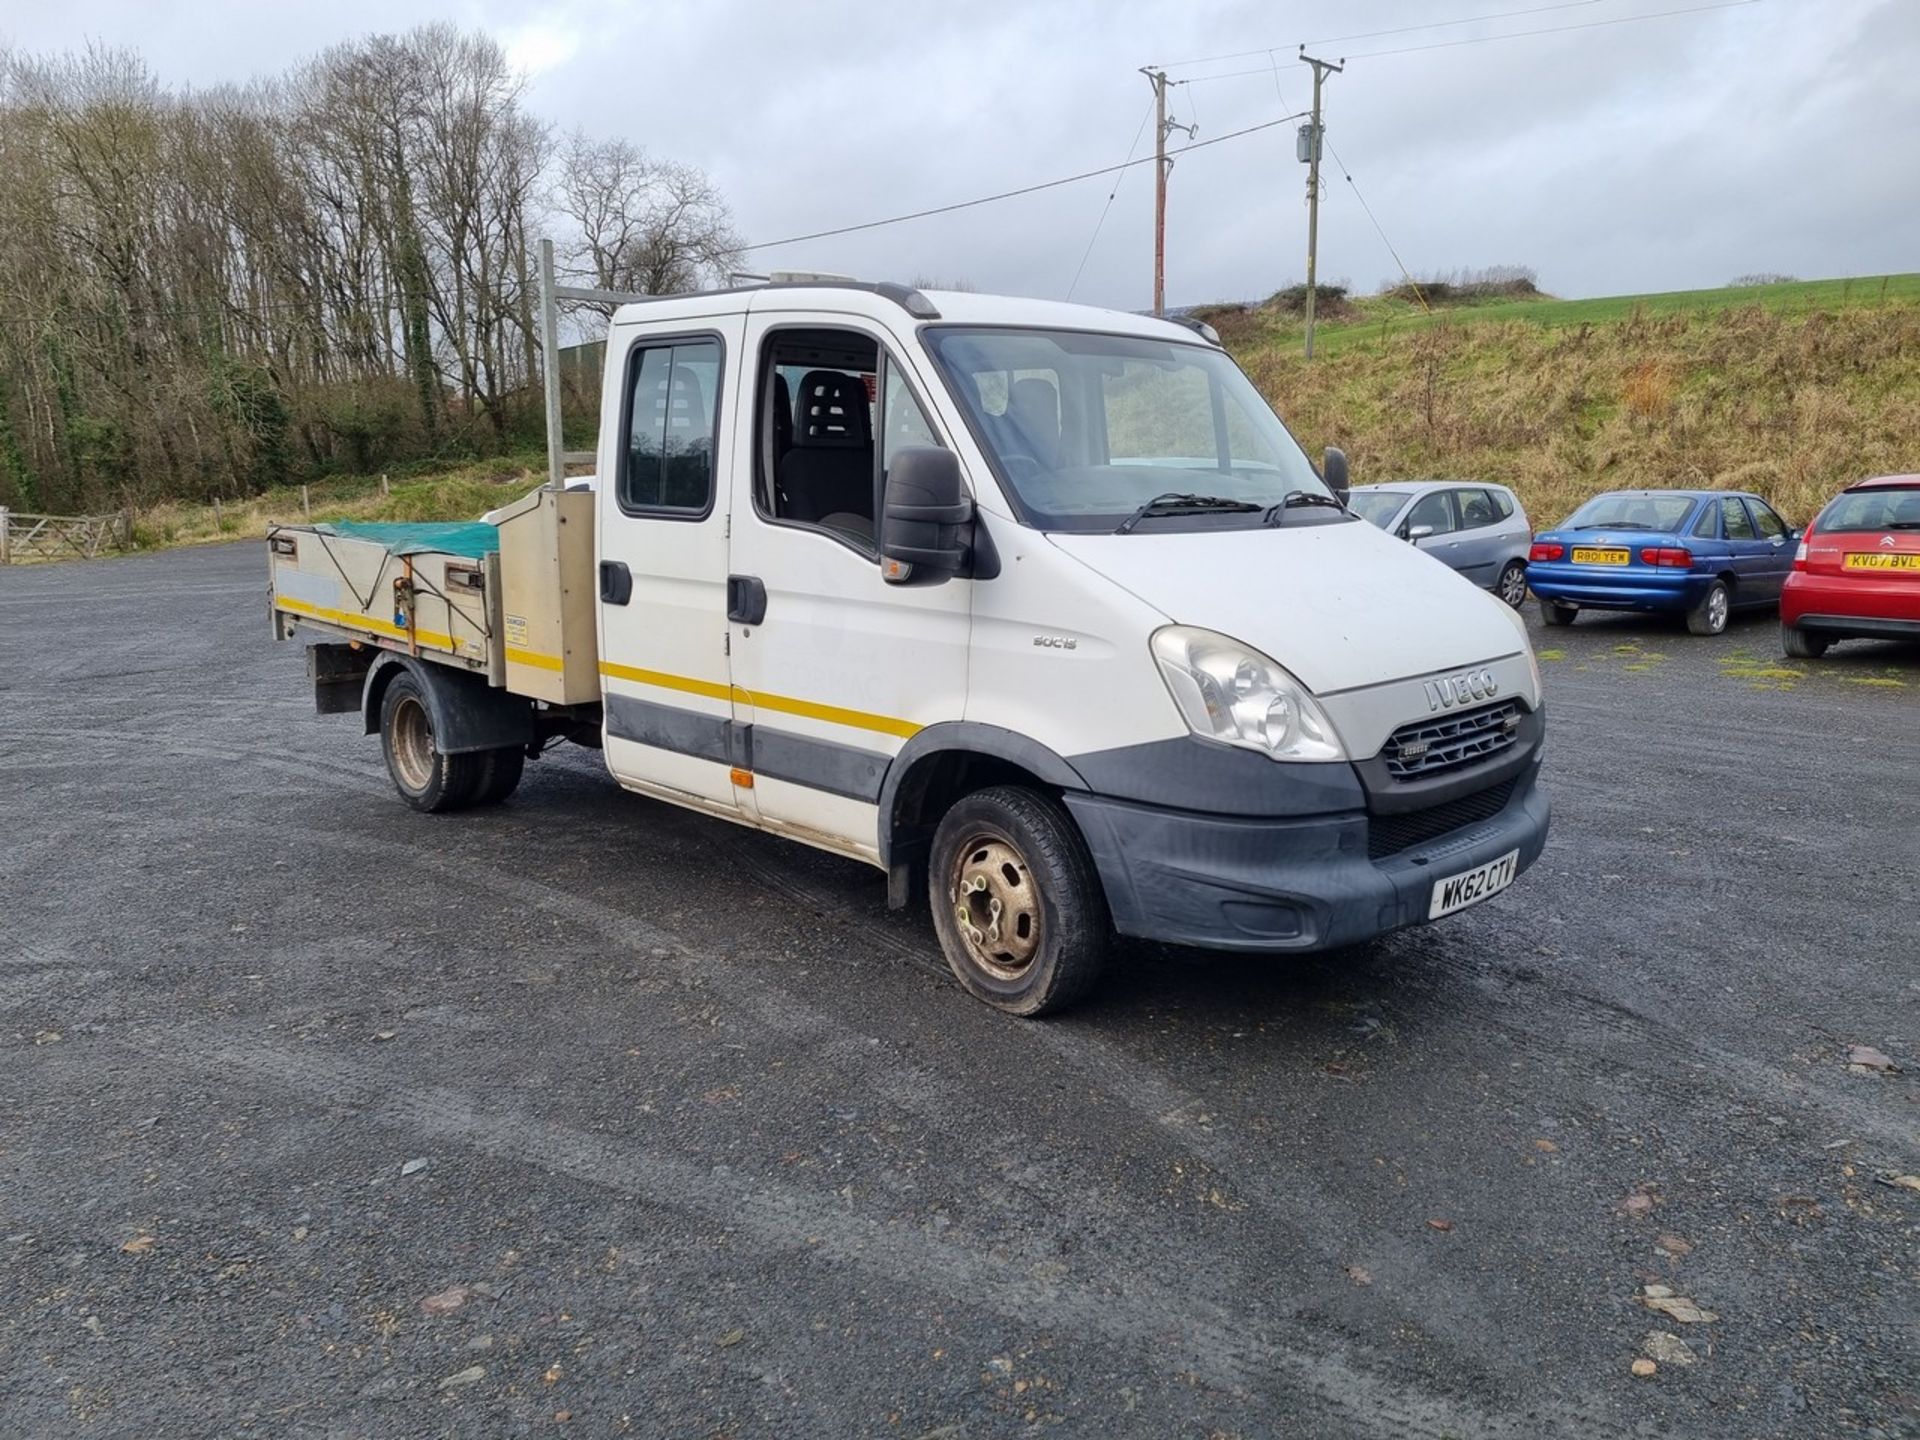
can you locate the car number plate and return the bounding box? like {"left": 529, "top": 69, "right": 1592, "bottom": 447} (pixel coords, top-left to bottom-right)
{"left": 1571, "top": 547, "right": 1630, "bottom": 566}
{"left": 1844, "top": 552, "right": 1920, "bottom": 571}
{"left": 1429, "top": 849, "right": 1520, "bottom": 920}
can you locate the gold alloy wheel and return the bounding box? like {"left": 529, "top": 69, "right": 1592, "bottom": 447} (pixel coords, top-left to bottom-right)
{"left": 951, "top": 836, "right": 1043, "bottom": 979}
{"left": 390, "top": 694, "right": 437, "bottom": 793}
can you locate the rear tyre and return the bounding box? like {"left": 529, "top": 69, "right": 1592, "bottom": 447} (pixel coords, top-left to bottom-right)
{"left": 470, "top": 746, "right": 526, "bottom": 806}
{"left": 380, "top": 673, "right": 484, "bottom": 813}
{"left": 1496, "top": 561, "right": 1530, "bottom": 609}
{"left": 1781, "top": 623, "right": 1829, "bottom": 659}
{"left": 928, "top": 786, "right": 1110, "bottom": 1017}
{"left": 1540, "top": 600, "right": 1577, "bottom": 627}
{"left": 1687, "top": 579, "right": 1731, "bottom": 636}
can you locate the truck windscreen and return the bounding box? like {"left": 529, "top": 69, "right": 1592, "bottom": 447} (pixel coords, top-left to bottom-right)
{"left": 923, "top": 326, "right": 1332, "bottom": 533}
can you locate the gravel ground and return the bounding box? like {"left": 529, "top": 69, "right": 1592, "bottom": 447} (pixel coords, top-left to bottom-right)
{"left": 2, "top": 542, "right": 1916, "bottom": 1440}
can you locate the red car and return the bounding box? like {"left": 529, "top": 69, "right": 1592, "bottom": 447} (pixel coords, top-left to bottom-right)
{"left": 1781, "top": 475, "right": 1920, "bottom": 657}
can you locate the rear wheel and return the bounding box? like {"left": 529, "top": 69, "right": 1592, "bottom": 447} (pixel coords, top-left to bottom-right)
{"left": 1496, "top": 561, "right": 1530, "bottom": 609}
{"left": 928, "top": 786, "right": 1109, "bottom": 1017}
{"left": 1782, "top": 622, "right": 1829, "bottom": 659}
{"left": 470, "top": 746, "right": 526, "bottom": 805}
{"left": 1687, "top": 579, "right": 1731, "bottom": 636}
{"left": 1540, "top": 600, "right": 1577, "bottom": 627}
{"left": 380, "top": 673, "right": 483, "bottom": 813}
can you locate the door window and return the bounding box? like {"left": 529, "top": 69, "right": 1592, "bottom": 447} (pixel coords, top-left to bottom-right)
{"left": 1747, "top": 499, "right": 1787, "bottom": 540}
{"left": 1722, "top": 497, "right": 1758, "bottom": 540}
{"left": 1406, "top": 491, "right": 1457, "bottom": 536}
{"left": 1455, "top": 488, "right": 1499, "bottom": 530}
{"left": 619, "top": 338, "right": 721, "bottom": 516}
{"left": 1691, "top": 504, "right": 1720, "bottom": 539}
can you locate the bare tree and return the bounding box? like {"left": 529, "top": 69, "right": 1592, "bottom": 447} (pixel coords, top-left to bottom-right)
{"left": 556, "top": 131, "right": 742, "bottom": 298}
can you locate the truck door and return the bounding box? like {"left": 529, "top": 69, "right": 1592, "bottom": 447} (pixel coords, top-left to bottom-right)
{"left": 723, "top": 315, "right": 972, "bottom": 862}
{"left": 596, "top": 318, "right": 747, "bottom": 814}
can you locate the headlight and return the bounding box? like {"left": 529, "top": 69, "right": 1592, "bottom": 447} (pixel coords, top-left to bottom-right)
{"left": 1150, "top": 626, "right": 1347, "bottom": 762}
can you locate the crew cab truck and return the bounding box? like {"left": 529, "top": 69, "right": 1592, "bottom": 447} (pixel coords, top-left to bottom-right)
{"left": 269, "top": 275, "right": 1550, "bottom": 1015}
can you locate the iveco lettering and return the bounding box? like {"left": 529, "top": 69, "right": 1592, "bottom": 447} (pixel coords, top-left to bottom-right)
{"left": 267, "top": 277, "right": 1550, "bottom": 1015}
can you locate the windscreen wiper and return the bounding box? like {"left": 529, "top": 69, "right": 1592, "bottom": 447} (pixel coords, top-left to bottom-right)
{"left": 1115, "top": 492, "right": 1262, "bottom": 534}
{"left": 1262, "top": 490, "right": 1349, "bottom": 526}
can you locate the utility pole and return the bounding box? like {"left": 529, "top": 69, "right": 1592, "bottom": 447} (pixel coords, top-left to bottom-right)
{"left": 1140, "top": 66, "right": 1194, "bottom": 316}
{"left": 1299, "top": 48, "right": 1344, "bottom": 359}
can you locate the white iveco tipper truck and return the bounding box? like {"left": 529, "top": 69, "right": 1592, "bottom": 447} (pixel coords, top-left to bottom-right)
{"left": 268, "top": 260, "right": 1549, "bottom": 1015}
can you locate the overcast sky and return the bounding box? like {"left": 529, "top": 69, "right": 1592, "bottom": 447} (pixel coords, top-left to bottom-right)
{"left": 8, "top": 0, "right": 1916, "bottom": 309}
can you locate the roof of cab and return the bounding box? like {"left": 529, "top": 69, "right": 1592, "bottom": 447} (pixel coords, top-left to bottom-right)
{"left": 609, "top": 281, "right": 1209, "bottom": 345}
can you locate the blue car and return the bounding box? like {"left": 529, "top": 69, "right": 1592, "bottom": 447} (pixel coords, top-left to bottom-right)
{"left": 1527, "top": 489, "right": 1797, "bottom": 635}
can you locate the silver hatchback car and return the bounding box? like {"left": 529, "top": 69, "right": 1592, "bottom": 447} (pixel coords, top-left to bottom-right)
{"left": 1349, "top": 480, "right": 1534, "bottom": 608}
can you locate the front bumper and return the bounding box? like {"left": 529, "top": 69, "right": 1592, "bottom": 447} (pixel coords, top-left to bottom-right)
{"left": 1065, "top": 751, "right": 1549, "bottom": 953}
{"left": 1526, "top": 563, "right": 1708, "bottom": 612}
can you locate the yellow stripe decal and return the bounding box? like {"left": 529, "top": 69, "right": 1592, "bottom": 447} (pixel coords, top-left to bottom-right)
{"left": 506, "top": 646, "right": 565, "bottom": 672}
{"left": 597, "top": 661, "right": 920, "bottom": 740}
{"left": 276, "top": 596, "right": 454, "bottom": 650}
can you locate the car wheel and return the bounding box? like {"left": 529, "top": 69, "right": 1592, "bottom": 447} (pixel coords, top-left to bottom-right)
{"left": 379, "top": 673, "right": 483, "bottom": 813}
{"left": 1687, "top": 579, "right": 1731, "bottom": 636}
{"left": 928, "top": 786, "right": 1109, "bottom": 1017}
{"left": 1782, "top": 622, "right": 1829, "bottom": 659}
{"left": 470, "top": 745, "right": 526, "bottom": 805}
{"left": 1496, "top": 560, "right": 1529, "bottom": 609}
{"left": 1540, "top": 600, "right": 1577, "bottom": 627}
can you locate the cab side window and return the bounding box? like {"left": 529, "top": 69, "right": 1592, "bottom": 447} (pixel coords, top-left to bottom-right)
{"left": 1748, "top": 500, "right": 1787, "bottom": 540}
{"left": 620, "top": 338, "right": 722, "bottom": 516}
{"left": 1722, "top": 497, "right": 1758, "bottom": 540}
{"left": 758, "top": 328, "right": 939, "bottom": 554}
{"left": 1406, "top": 491, "right": 1456, "bottom": 536}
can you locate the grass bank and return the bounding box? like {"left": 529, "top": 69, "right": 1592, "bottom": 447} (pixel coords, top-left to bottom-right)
{"left": 1220, "top": 274, "right": 1920, "bottom": 525}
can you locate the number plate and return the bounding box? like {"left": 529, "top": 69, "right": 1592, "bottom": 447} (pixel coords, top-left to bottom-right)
{"left": 1428, "top": 849, "right": 1520, "bottom": 920}
{"left": 1571, "top": 547, "right": 1630, "bottom": 566}
{"left": 1844, "top": 552, "right": 1920, "bottom": 571}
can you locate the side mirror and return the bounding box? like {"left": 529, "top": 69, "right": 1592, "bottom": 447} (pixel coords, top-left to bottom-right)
{"left": 881, "top": 447, "right": 973, "bottom": 584}
{"left": 1406, "top": 524, "right": 1435, "bottom": 543}
{"left": 1321, "top": 446, "right": 1350, "bottom": 506}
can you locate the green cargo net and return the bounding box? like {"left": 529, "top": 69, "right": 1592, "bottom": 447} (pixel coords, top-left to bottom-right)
{"left": 317, "top": 520, "right": 500, "bottom": 559}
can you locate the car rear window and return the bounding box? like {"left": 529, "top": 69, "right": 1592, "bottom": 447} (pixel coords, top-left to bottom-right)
{"left": 1817, "top": 487, "right": 1920, "bottom": 532}
{"left": 1563, "top": 494, "right": 1697, "bottom": 532}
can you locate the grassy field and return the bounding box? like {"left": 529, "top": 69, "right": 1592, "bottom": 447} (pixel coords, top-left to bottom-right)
{"left": 1218, "top": 273, "right": 1920, "bottom": 525}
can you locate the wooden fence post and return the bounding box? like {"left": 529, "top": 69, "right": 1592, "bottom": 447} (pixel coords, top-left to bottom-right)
{"left": 381, "top": 473, "right": 390, "bottom": 497}
{"left": 302, "top": 484, "right": 311, "bottom": 519}
{"left": 214, "top": 497, "right": 223, "bottom": 527}
{"left": 0, "top": 506, "right": 10, "bottom": 564}
{"left": 120, "top": 510, "right": 133, "bottom": 548}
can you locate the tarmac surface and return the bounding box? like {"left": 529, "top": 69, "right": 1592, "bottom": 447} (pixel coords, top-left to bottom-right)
{"left": 2, "top": 541, "right": 1917, "bottom": 1439}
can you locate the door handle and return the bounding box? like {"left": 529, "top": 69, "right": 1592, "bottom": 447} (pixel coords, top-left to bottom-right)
{"left": 599, "top": 561, "right": 633, "bottom": 606}
{"left": 727, "top": 574, "right": 767, "bottom": 626}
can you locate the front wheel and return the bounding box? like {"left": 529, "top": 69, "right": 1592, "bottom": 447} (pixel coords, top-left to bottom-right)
{"left": 1782, "top": 622, "right": 1829, "bottom": 659}
{"left": 1540, "top": 600, "right": 1577, "bottom": 627}
{"left": 1496, "top": 561, "right": 1530, "bottom": 609}
{"left": 1687, "top": 579, "right": 1731, "bottom": 636}
{"left": 928, "top": 786, "right": 1109, "bottom": 1017}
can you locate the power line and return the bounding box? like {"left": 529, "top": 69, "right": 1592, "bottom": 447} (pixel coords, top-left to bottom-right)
{"left": 1173, "top": 0, "right": 1760, "bottom": 83}
{"left": 739, "top": 112, "right": 1307, "bottom": 254}
{"left": 1325, "top": 140, "right": 1434, "bottom": 317}
{"left": 1154, "top": 0, "right": 1610, "bottom": 69}
{"left": 1066, "top": 98, "right": 1156, "bottom": 301}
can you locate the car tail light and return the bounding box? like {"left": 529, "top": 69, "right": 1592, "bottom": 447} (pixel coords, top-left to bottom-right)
{"left": 1529, "top": 542, "right": 1564, "bottom": 562}
{"left": 1638, "top": 547, "right": 1692, "bottom": 568}
{"left": 1793, "top": 525, "right": 1812, "bottom": 571}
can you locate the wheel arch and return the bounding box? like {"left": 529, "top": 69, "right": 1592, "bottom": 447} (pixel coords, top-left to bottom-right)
{"left": 878, "top": 723, "right": 1090, "bottom": 907}
{"left": 362, "top": 654, "right": 535, "bottom": 754}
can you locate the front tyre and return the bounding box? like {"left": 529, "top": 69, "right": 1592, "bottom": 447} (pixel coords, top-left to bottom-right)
{"left": 380, "top": 673, "right": 483, "bottom": 813}
{"left": 1687, "top": 579, "right": 1731, "bottom": 636}
{"left": 1496, "top": 560, "right": 1529, "bottom": 609}
{"left": 1782, "top": 622, "right": 1829, "bottom": 659}
{"left": 929, "top": 786, "right": 1110, "bottom": 1017}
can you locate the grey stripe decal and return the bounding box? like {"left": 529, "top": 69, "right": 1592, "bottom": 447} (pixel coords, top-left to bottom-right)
{"left": 751, "top": 727, "right": 889, "bottom": 804}
{"left": 604, "top": 690, "right": 887, "bottom": 804}
{"left": 605, "top": 692, "right": 731, "bottom": 765}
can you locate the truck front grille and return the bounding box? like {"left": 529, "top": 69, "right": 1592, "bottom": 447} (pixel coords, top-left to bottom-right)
{"left": 1367, "top": 778, "right": 1518, "bottom": 861}
{"left": 1382, "top": 701, "right": 1522, "bottom": 781}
